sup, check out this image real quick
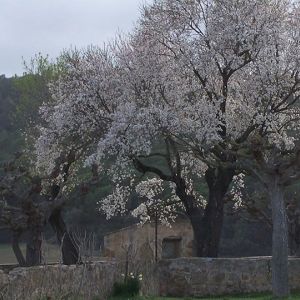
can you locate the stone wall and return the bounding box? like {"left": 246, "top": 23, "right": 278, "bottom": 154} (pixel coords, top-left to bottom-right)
{"left": 159, "top": 257, "right": 300, "bottom": 297}
{"left": 0, "top": 261, "right": 119, "bottom": 300}
{"left": 2, "top": 257, "right": 300, "bottom": 299}
{"left": 0, "top": 264, "right": 18, "bottom": 273}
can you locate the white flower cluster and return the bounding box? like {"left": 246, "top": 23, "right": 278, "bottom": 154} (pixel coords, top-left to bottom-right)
{"left": 99, "top": 184, "right": 131, "bottom": 219}
{"left": 34, "top": 0, "right": 300, "bottom": 223}
{"left": 121, "top": 272, "right": 143, "bottom": 281}
{"left": 132, "top": 178, "right": 180, "bottom": 226}
{"left": 230, "top": 174, "right": 246, "bottom": 209}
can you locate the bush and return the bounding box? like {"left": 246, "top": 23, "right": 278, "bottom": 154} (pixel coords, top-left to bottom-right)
{"left": 112, "top": 273, "right": 142, "bottom": 297}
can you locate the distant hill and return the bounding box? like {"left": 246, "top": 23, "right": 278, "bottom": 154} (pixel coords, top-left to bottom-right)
{"left": 0, "top": 75, "right": 23, "bottom": 162}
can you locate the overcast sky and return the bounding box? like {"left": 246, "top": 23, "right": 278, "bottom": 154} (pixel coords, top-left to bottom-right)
{"left": 0, "top": 0, "right": 151, "bottom": 77}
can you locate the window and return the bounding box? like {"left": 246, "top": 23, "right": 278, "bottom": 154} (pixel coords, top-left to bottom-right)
{"left": 162, "top": 237, "right": 182, "bottom": 259}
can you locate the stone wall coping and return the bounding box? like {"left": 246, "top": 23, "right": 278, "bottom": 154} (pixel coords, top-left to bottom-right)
{"left": 159, "top": 256, "right": 300, "bottom": 262}
{"left": 0, "top": 260, "right": 120, "bottom": 299}
{"left": 158, "top": 256, "right": 300, "bottom": 297}
{"left": 0, "top": 260, "right": 118, "bottom": 274}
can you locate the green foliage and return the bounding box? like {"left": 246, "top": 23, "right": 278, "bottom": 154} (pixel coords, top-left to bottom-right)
{"left": 0, "top": 75, "right": 19, "bottom": 129}
{"left": 13, "top": 73, "right": 48, "bottom": 127}
{"left": 12, "top": 53, "right": 65, "bottom": 129}
{"left": 0, "top": 129, "right": 23, "bottom": 162}
{"left": 112, "top": 276, "right": 141, "bottom": 298}
{"left": 0, "top": 75, "right": 23, "bottom": 162}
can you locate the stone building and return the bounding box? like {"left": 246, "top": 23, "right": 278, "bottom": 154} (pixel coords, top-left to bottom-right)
{"left": 103, "top": 219, "right": 194, "bottom": 261}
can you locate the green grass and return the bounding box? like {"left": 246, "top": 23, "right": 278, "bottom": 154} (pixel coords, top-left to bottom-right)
{"left": 0, "top": 242, "right": 105, "bottom": 265}
{"left": 0, "top": 243, "right": 61, "bottom": 264}
{"left": 109, "top": 294, "right": 300, "bottom": 300}
{"left": 0, "top": 243, "right": 25, "bottom": 264}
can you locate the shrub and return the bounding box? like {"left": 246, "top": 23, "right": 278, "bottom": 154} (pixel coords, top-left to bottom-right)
{"left": 112, "top": 273, "right": 142, "bottom": 297}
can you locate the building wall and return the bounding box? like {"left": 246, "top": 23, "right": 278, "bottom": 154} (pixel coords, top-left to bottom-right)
{"left": 103, "top": 220, "right": 194, "bottom": 261}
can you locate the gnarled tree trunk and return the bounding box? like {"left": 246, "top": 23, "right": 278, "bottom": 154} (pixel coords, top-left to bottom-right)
{"left": 293, "top": 223, "right": 300, "bottom": 257}
{"left": 174, "top": 177, "right": 205, "bottom": 256}
{"left": 25, "top": 226, "right": 42, "bottom": 266}
{"left": 188, "top": 208, "right": 206, "bottom": 257}
{"left": 12, "top": 231, "right": 26, "bottom": 267}
{"left": 176, "top": 166, "right": 234, "bottom": 257}
{"left": 200, "top": 167, "right": 235, "bottom": 257}
{"left": 268, "top": 175, "right": 289, "bottom": 298}
{"left": 49, "top": 208, "right": 80, "bottom": 265}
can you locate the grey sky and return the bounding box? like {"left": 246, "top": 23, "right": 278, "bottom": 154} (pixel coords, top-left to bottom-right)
{"left": 0, "top": 0, "right": 151, "bottom": 77}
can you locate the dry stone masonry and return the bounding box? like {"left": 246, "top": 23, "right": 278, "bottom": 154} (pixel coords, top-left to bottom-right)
{"left": 0, "top": 261, "right": 119, "bottom": 300}
{"left": 159, "top": 257, "right": 300, "bottom": 297}
{"left": 1, "top": 257, "right": 300, "bottom": 299}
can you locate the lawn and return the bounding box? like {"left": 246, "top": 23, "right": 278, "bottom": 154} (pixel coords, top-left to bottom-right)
{"left": 109, "top": 294, "right": 300, "bottom": 300}
{"left": 0, "top": 243, "right": 61, "bottom": 264}
{"left": 0, "top": 242, "right": 105, "bottom": 265}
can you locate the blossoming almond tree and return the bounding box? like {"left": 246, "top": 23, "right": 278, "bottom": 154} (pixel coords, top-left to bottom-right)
{"left": 35, "top": 0, "right": 294, "bottom": 259}
{"left": 138, "top": 1, "right": 300, "bottom": 296}
{"left": 33, "top": 47, "right": 125, "bottom": 264}
{"left": 34, "top": 40, "right": 220, "bottom": 257}
{"left": 154, "top": 0, "right": 300, "bottom": 295}
{"left": 103, "top": 1, "right": 300, "bottom": 295}
{"left": 34, "top": 5, "right": 300, "bottom": 292}
{"left": 92, "top": 31, "right": 230, "bottom": 257}
{"left": 109, "top": 0, "right": 298, "bottom": 258}
{"left": 129, "top": 0, "right": 295, "bottom": 258}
